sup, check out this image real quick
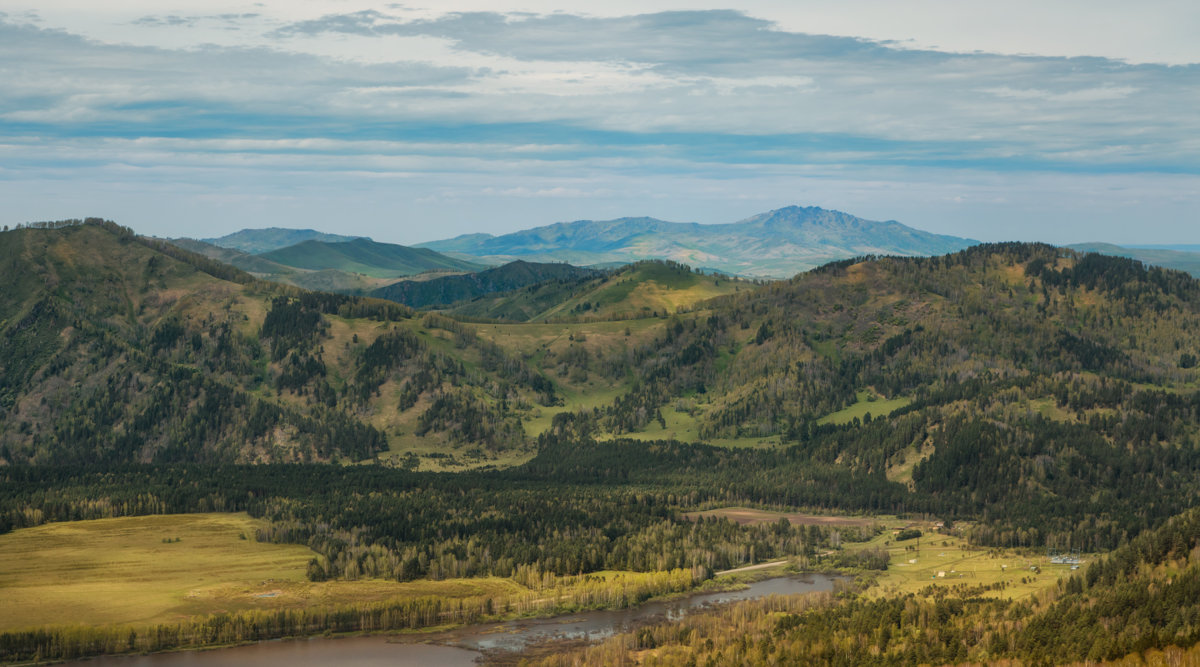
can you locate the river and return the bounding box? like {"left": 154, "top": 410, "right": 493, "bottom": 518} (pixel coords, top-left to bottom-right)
{"left": 64, "top": 574, "right": 840, "bottom": 666}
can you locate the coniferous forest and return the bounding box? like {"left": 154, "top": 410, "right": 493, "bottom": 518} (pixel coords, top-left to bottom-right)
{"left": 4, "top": 219, "right": 1200, "bottom": 664}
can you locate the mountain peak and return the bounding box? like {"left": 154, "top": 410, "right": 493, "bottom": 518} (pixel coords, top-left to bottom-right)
{"left": 418, "top": 206, "right": 976, "bottom": 278}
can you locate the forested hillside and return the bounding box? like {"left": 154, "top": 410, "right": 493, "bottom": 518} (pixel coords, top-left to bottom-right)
{"left": 6, "top": 220, "right": 1200, "bottom": 664}
{"left": 259, "top": 238, "right": 483, "bottom": 277}
{"left": 546, "top": 243, "right": 1200, "bottom": 549}
{"left": 0, "top": 221, "right": 552, "bottom": 467}
{"left": 6, "top": 223, "right": 1200, "bottom": 545}
{"left": 200, "top": 228, "right": 363, "bottom": 254}
{"left": 370, "top": 259, "right": 600, "bottom": 309}
{"left": 443, "top": 260, "right": 749, "bottom": 322}
{"left": 167, "top": 238, "right": 402, "bottom": 295}
{"left": 533, "top": 507, "right": 1200, "bottom": 666}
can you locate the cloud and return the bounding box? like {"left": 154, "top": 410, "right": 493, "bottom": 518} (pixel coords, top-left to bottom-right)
{"left": 0, "top": 19, "right": 476, "bottom": 133}
{"left": 131, "top": 13, "right": 262, "bottom": 29}
{"left": 1, "top": 8, "right": 1197, "bottom": 244}
{"left": 274, "top": 9, "right": 895, "bottom": 73}
{"left": 980, "top": 85, "right": 1138, "bottom": 103}
{"left": 262, "top": 10, "right": 1200, "bottom": 165}
{"left": 4, "top": 11, "right": 1196, "bottom": 172}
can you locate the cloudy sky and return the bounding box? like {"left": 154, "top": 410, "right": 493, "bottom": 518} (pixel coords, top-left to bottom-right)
{"left": 2, "top": 1, "right": 1197, "bottom": 245}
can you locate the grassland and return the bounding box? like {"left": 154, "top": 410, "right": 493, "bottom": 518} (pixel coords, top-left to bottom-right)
{"left": 532, "top": 263, "right": 744, "bottom": 322}
{"left": 817, "top": 389, "right": 912, "bottom": 426}
{"left": 885, "top": 442, "right": 934, "bottom": 485}
{"left": 0, "top": 513, "right": 525, "bottom": 631}
{"left": 855, "top": 521, "right": 1084, "bottom": 601}
{"left": 681, "top": 509, "right": 1082, "bottom": 602}
{"left": 600, "top": 407, "right": 784, "bottom": 448}
{"left": 0, "top": 513, "right": 704, "bottom": 637}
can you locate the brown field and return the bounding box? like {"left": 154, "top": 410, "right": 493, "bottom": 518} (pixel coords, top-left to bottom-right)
{"left": 682, "top": 507, "right": 876, "bottom": 527}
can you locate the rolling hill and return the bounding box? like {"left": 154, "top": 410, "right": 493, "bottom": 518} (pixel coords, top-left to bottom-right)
{"left": 370, "top": 260, "right": 601, "bottom": 309}
{"left": 0, "top": 220, "right": 559, "bottom": 468}
{"left": 455, "top": 260, "right": 751, "bottom": 322}
{"left": 201, "top": 227, "right": 364, "bottom": 254}
{"left": 168, "top": 238, "right": 298, "bottom": 275}
{"left": 370, "top": 259, "right": 749, "bottom": 323}
{"left": 418, "top": 205, "right": 976, "bottom": 278}
{"left": 10, "top": 220, "right": 1200, "bottom": 667}
{"left": 168, "top": 238, "right": 413, "bottom": 295}
{"left": 7, "top": 221, "right": 1200, "bottom": 544}
{"left": 260, "top": 238, "right": 485, "bottom": 278}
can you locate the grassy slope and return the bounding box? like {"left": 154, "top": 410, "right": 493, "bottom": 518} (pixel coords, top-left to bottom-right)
{"left": 473, "top": 317, "right": 660, "bottom": 440}
{"left": 444, "top": 261, "right": 747, "bottom": 323}
{"left": 816, "top": 389, "right": 913, "bottom": 425}
{"left": 281, "top": 269, "right": 403, "bottom": 295}
{"left": 261, "top": 239, "right": 483, "bottom": 278}
{"left": 0, "top": 228, "right": 788, "bottom": 464}
{"left": 0, "top": 226, "right": 526, "bottom": 467}
{"left": 13, "top": 228, "right": 1200, "bottom": 472}
{"left": 443, "top": 274, "right": 607, "bottom": 321}
{"left": 531, "top": 262, "right": 747, "bottom": 322}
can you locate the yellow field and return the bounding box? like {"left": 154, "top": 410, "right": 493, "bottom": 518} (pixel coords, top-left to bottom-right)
{"left": 857, "top": 522, "right": 1084, "bottom": 600}
{"left": 0, "top": 513, "right": 524, "bottom": 631}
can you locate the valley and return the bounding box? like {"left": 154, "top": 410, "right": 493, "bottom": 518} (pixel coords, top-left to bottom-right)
{"left": 6, "top": 1, "right": 1194, "bottom": 663}
{"left": 4, "top": 219, "right": 1200, "bottom": 664}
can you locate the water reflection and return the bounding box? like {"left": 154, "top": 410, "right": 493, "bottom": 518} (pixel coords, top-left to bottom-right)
{"left": 64, "top": 574, "right": 839, "bottom": 666}
{"left": 443, "top": 573, "right": 839, "bottom": 653}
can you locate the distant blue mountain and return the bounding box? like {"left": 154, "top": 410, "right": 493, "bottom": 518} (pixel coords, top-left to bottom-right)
{"left": 1068, "top": 243, "right": 1200, "bottom": 278}
{"left": 418, "top": 206, "right": 976, "bottom": 278}
{"left": 203, "top": 228, "right": 365, "bottom": 254}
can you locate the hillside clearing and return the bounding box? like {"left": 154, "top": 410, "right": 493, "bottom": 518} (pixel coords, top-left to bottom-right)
{"left": 817, "top": 390, "right": 912, "bottom": 425}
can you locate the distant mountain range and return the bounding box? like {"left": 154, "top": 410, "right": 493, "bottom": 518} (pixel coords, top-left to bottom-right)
{"left": 1068, "top": 243, "right": 1200, "bottom": 278}
{"left": 171, "top": 236, "right": 484, "bottom": 294}
{"left": 259, "top": 238, "right": 483, "bottom": 278}
{"left": 177, "top": 210, "right": 1200, "bottom": 294}
{"left": 1125, "top": 244, "right": 1200, "bottom": 253}
{"left": 202, "top": 228, "right": 364, "bottom": 254}
{"left": 417, "top": 206, "right": 977, "bottom": 278}
{"left": 169, "top": 238, "right": 296, "bottom": 275}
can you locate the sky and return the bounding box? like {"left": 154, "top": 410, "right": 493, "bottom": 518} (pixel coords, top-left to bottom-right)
{"left": 1, "top": 1, "right": 1198, "bottom": 245}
